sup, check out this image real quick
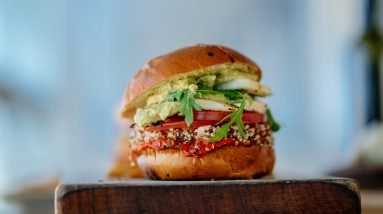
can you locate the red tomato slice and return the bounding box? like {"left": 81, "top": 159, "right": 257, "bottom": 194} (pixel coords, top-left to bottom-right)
{"left": 145, "top": 120, "right": 216, "bottom": 131}
{"left": 194, "top": 110, "right": 266, "bottom": 123}
{"left": 242, "top": 111, "right": 266, "bottom": 123}
{"left": 144, "top": 111, "right": 266, "bottom": 131}
{"left": 193, "top": 111, "right": 229, "bottom": 121}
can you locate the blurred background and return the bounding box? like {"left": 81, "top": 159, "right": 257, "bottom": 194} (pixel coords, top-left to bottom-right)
{"left": 1, "top": 0, "right": 383, "bottom": 213}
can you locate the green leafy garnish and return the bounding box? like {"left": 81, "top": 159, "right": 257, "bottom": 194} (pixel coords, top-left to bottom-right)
{"left": 168, "top": 87, "right": 280, "bottom": 142}
{"left": 266, "top": 109, "right": 280, "bottom": 132}
{"left": 209, "top": 100, "right": 247, "bottom": 142}
{"left": 196, "top": 89, "right": 244, "bottom": 100}
{"left": 167, "top": 89, "right": 202, "bottom": 126}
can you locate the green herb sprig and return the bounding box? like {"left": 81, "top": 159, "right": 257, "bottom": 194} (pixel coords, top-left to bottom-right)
{"left": 266, "top": 109, "right": 280, "bottom": 132}
{"left": 209, "top": 100, "right": 246, "bottom": 142}
{"left": 168, "top": 88, "right": 280, "bottom": 142}
{"left": 196, "top": 89, "right": 244, "bottom": 100}
{"left": 167, "top": 89, "right": 202, "bottom": 126}
{"left": 197, "top": 89, "right": 250, "bottom": 141}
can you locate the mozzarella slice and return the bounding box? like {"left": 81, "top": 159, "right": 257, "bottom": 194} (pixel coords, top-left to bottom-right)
{"left": 195, "top": 99, "right": 237, "bottom": 112}
{"left": 233, "top": 100, "right": 268, "bottom": 113}
{"left": 216, "top": 79, "right": 272, "bottom": 96}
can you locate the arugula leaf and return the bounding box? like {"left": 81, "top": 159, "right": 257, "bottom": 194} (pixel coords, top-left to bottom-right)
{"left": 236, "top": 114, "right": 246, "bottom": 137}
{"left": 182, "top": 90, "right": 202, "bottom": 125}
{"left": 168, "top": 88, "right": 280, "bottom": 140}
{"left": 167, "top": 90, "right": 183, "bottom": 101}
{"left": 242, "top": 93, "right": 254, "bottom": 103}
{"left": 221, "top": 90, "right": 245, "bottom": 100}
{"left": 195, "top": 90, "right": 204, "bottom": 99}
{"left": 167, "top": 89, "right": 202, "bottom": 126}
{"left": 208, "top": 122, "right": 233, "bottom": 142}
{"left": 226, "top": 99, "right": 243, "bottom": 105}
{"left": 209, "top": 100, "right": 247, "bottom": 142}
{"left": 266, "top": 109, "right": 280, "bottom": 132}
{"left": 196, "top": 89, "right": 244, "bottom": 100}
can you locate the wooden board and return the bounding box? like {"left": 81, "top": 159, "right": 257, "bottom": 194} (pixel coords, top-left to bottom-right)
{"left": 55, "top": 177, "right": 360, "bottom": 214}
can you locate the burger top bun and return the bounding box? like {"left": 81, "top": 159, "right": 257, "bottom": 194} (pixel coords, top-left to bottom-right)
{"left": 121, "top": 44, "right": 262, "bottom": 120}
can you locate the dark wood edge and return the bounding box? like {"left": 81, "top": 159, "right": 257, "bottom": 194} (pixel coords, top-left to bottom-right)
{"left": 55, "top": 178, "right": 361, "bottom": 214}
{"left": 55, "top": 177, "right": 360, "bottom": 198}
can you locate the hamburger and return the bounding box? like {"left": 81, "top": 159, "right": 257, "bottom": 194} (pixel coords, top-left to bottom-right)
{"left": 120, "top": 44, "right": 280, "bottom": 180}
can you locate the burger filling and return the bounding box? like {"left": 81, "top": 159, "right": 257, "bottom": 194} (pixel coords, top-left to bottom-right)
{"left": 129, "top": 70, "right": 280, "bottom": 158}
{"left": 129, "top": 123, "right": 273, "bottom": 158}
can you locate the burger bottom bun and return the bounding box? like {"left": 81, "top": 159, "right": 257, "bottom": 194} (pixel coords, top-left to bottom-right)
{"left": 136, "top": 145, "right": 275, "bottom": 180}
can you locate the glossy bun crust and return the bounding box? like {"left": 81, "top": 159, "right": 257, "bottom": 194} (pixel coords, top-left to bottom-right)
{"left": 121, "top": 44, "right": 262, "bottom": 119}
{"left": 136, "top": 145, "right": 274, "bottom": 180}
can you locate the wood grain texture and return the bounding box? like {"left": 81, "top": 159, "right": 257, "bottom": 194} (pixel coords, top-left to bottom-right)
{"left": 55, "top": 178, "right": 360, "bottom": 214}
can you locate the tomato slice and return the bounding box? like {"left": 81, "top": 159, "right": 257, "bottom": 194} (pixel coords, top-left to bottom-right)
{"left": 242, "top": 111, "right": 266, "bottom": 123}
{"left": 145, "top": 120, "right": 216, "bottom": 131}
{"left": 193, "top": 111, "right": 229, "bottom": 121}
{"left": 194, "top": 110, "right": 266, "bottom": 123}
{"left": 145, "top": 111, "right": 266, "bottom": 131}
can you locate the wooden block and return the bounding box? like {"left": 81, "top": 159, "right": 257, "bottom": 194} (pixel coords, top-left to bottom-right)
{"left": 55, "top": 178, "right": 360, "bottom": 214}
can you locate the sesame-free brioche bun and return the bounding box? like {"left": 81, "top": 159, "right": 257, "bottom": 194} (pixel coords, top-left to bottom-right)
{"left": 121, "top": 44, "right": 262, "bottom": 120}
{"left": 136, "top": 145, "right": 275, "bottom": 180}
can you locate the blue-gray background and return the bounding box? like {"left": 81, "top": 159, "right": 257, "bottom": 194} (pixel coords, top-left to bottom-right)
{"left": 0, "top": 0, "right": 370, "bottom": 194}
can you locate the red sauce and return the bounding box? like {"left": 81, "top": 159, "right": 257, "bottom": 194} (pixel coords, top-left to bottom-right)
{"left": 178, "top": 139, "right": 236, "bottom": 157}
{"left": 131, "top": 138, "right": 240, "bottom": 160}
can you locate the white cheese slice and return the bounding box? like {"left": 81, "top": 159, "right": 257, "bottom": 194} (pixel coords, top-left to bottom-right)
{"left": 233, "top": 100, "right": 267, "bottom": 113}
{"left": 195, "top": 98, "right": 267, "bottom": 114}
{"left": 216, "top": 79, "right": 272, "bottom": 96}
{"left": 195, "top": 99, "right": 237, "bottom": 112}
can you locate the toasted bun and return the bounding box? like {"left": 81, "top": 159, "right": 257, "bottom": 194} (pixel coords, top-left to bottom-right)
{"left": 108, "top": 138, "right": 145, "bottom": 179}
{"left": 136, "top": 145, "right": 274, "bottom": 180}
{"left": 121, "top": 44, "right": 262, "bottom": 120}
